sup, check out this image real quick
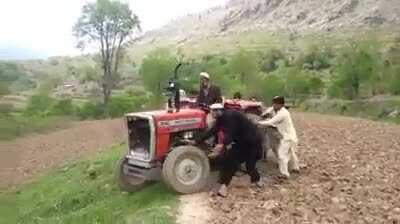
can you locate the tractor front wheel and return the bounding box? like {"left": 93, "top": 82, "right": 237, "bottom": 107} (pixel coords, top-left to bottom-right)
{"left": 117, "top": 158, "right": 150, "bottom": 192}
{"left": 162, "top": 146, "right": 210, "bottom": 194}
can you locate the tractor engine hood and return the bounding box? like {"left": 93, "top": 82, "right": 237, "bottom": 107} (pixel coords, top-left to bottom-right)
{"left": 126, "top": 109, "right": 207, "bottom": 134}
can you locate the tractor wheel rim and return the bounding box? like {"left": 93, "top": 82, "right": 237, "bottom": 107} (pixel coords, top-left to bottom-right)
{"left": 175, "top": 157, "right": 202, "bottom": 186}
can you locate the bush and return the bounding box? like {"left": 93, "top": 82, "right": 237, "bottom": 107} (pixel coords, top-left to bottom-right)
{"left": 49, "top": 99, "right": 75, "bottom": 116}
{"left": 308, "top": 76, "right": 325, "bottom": 95}
{"left": 24, "top": 94, "right": 54, "bottom": 116}
{"left": 76, "top": 102, "right": 104, "bottom": 120}
{"left": 296, "top": 46, "right": 331, "bottom": 70}
{"left": 260, "top": 49, "right": 287, "bottom": 73}
{"left": 106, "top": 95, "right": 137, "bottom": 117}
{"left": 76, "top": 94, "right": 148, "bottom": 119}
{"left": 124, "top": 87, "right": 146, "bottom": 97}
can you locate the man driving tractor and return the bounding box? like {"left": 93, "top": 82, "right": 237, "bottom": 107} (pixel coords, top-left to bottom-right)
{"left": 196, "top": 72, "right": 222, "bottom": 106}
{"left": 193, "top": 103, "right": 264, "bottom": 197}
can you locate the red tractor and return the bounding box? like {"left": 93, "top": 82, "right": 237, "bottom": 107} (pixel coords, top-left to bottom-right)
{"left": 117, "top": 64, "right": 265, "bottom": 194}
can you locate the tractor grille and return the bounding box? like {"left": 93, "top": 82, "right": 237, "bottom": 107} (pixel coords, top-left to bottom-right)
{"left": 126, "top": 116, "right": 151, "bottom": 160}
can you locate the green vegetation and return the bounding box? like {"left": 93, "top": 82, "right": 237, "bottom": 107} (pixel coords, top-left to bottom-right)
{"left": 300, "top": 98, "right": 400, "bottom": 124}
{"left": 140, "top": 48, "right": 177, "bottom": 105}
{"left": 0, "top": 145, "right": 176, "bottom": 224}
{"left": 1, "top": 28, "right": 399, "bottom": 141}
{"left": 73, "top": 0, "right": 140, "bottom": 107}
{"left": 0, "top": 91, "right": 148, "bottom": 140}
{"left": 0, "top": 115, "right": 72, "bottom": 141}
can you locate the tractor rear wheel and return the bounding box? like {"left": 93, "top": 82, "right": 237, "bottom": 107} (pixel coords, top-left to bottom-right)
{"left": 162, "top": 146, "right": 210, "bottom": 194}
{"left": 117, "top": 158, "right": 150, "bottom": 192}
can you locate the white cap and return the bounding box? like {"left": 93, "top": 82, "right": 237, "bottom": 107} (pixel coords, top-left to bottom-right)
{"left": 210, "top": 103, "right": 224, "bottom": 110}
{"left": 199, "top": 72, "right": 210, "bottom": 80}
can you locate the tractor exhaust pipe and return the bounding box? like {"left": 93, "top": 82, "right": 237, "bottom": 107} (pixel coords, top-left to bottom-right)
{"left": 166, "top": 63, "right": 183, "bottom": 113}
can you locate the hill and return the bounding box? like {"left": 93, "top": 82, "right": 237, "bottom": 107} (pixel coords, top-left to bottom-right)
{"left": 133, "top": 0, "right": 400, "bottom": 50}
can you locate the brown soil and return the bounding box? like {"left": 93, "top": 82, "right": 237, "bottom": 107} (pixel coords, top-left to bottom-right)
{"left": 185, "top": 112, "right": 400, "bottom": 224}
{"left": 0, "top": 119, "right": 124, "bottom": 188}
{"left": 1, "top": 112, "right": 400, "bottom": 223}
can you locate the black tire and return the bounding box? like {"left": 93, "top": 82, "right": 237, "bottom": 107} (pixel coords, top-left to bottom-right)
{"left": 162, "top": 145, "right": 210, "bottom": 194}
{"left": 116, "top": 157, "right": 150, "bottom": 192}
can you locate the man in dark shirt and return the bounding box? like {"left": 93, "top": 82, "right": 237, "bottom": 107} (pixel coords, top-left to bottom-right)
{"left": 196, "top": 72, "right": 222, "bottom": 106}
{"left": 195, "top": 103, "right": 264, "bottom": 197}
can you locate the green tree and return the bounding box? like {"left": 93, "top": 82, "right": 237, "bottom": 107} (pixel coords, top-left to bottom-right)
{"left": 332, "top": 41, "right": 380, "bottom": 99}
{"left": 49, "top": 99, "right": 75, "bottom": 116}
{"left": 296, "top": 46, "right": 331, "bottom": 70}
{"left": 73, "top": 0, "right": 140, "bottom": 107}
{"left": 229, "top": 49, "right": 258, "bottom": 86}
{"left": 260, "top": 48, "right": 287, "bottom": 73}
{"left": 258, "top": 75, "right": 285, "bottom": 102}
{"left": 201, "top": 56, "right": 233, "bottom": 92}
{"left": 308, "top": 76, "right": 324, "bottom": 95}
{"left": 285, "top": 68, "right": 311, "bottom": 97}
{"left": 140, "top": 49, "right": 177, "bottom": 104}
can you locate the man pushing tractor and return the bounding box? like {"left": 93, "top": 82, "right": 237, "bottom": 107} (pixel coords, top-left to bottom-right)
{"left": 116, "top": 64, "right": 300, "bottom": 197}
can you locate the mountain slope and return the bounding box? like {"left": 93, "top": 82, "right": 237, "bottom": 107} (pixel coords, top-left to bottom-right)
{"left": 136, "top": 0, "right": 400, "bottom": 46}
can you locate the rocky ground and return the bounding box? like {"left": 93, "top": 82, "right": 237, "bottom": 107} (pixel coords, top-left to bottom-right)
{"left": 194, "top": 112, "right": 400, "bottom": 224}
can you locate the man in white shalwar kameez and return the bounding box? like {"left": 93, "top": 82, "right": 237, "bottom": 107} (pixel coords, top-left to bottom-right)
{"left": 259, "top": 96, "right": 300, "bottom": 178}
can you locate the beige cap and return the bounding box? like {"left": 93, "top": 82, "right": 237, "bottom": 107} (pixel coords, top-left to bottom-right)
{"left": 199, "top": 72, "right": 210, "bottom": 79}
{"left": 210, "top": 103, "right": 224, "bottom": 110}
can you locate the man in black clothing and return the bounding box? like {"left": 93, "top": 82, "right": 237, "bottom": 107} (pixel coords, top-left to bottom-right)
{"left": 195, "top": 103, "right": 264, "bottom": 197}
{"left": 196, "top": 72, "right": 222, "bottom": 106}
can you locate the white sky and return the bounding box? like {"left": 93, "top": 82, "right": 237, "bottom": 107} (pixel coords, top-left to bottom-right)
{"left": 0, "top": 0, "right": 228, "bottom": 57}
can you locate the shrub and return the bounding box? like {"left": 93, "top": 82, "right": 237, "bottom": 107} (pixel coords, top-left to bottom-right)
{"left": 308, "top": 76, "right": 325, "bottom": 95}
{"left": 49, "top": 99, "right": 75, "bottom": 116}
{"left": 106, "top": 95, "right": 136, "bottom": 117}
{"left": 260, "top": 49, "right": 287, "bottom": 73}
{"left": 24, "top": 94, "right": 54, "bottom": 116}
{"left": 76, "top": 102, "right": 104, "bottom": 120}
{"left": 296, "top": 46, "right": 331, "bottom": 70}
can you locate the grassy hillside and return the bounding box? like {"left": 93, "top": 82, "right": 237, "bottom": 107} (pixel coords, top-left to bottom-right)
{"left": 128, "top": 29, "right": 400, "bottom": 61}
{"left": 0, "top": 145, "right": 177, "bottom": 224}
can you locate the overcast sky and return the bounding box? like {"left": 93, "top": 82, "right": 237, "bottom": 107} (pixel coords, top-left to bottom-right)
{"left": 0, "top": 0, "right": 228, "bottom": 57}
